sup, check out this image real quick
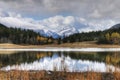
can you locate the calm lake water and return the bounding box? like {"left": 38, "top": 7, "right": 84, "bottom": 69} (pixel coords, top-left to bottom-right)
{"left": 0, "top": 51, "right": 120, "bottom": 72}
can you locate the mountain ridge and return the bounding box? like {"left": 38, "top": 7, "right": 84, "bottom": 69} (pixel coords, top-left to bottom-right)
{"left": 35, "top": 25, "right": 79, "bottom": 38}
{"left": 110, "top": 23, "right": 120, "bottom": 29}
{"left": 0, "top": 23, "right": 54, "bottom": 44}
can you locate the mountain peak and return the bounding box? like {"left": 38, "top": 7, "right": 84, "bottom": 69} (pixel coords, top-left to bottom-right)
{"left": 110, "top": 23, "right": 120, "bottom": 29}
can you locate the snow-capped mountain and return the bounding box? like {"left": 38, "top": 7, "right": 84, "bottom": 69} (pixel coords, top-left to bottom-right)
{"left": 36, "top": 27, "right": 78, "bottom": 38}
{"left": 45, "top": 30, "right": 60, "bottom": 38}
{"left": 36, "top": 25, "right": 79, "bottom": 38}
{"left": 36, "top": 29, "right": 60, "bottom": 39}
{"left": 2, "top": 15, "right": 116, "bottom": 39}
{"left": 57, "top": 26, "right": 79, "bottom": 37}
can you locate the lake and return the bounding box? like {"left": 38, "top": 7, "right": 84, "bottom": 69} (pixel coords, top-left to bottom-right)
{"left": 0, "top": 51, "right": 120, "bottom": 72}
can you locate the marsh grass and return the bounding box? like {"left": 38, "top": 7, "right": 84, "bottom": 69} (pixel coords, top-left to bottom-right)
{"left": 0, "top": 63, "right": 120, "bottom": 80}
{"left": 0, "top": 70, "right": 119, "bottom": 80}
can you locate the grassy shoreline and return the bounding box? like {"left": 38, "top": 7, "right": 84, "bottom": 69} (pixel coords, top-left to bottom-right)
{"left": 0, "top": 41, "right": 120, "bottom": 80}
{"left": 0, "top": 41, "right": 120, "bottom": 49}
{"left": 0, "top": 70, "right": 119, "bottom": 80}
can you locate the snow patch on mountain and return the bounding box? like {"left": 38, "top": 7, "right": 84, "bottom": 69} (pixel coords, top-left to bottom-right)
{"left": 36, "top": 29, "right": 60, "bottom": 39}
{"left": 58, "top": 26, "right": 78, "bottom": 36}
{"left": 0, "top": 12, "right": 119, "bottom": 38}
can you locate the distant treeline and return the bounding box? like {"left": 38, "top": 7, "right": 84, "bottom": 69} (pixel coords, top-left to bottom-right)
{"left": 62, "top": 27, "right": 120, "bottom": 44}
{"left": 1, "top": 23, "right": 120, "bottom": 45}
{"left": 98, "top": 28, "right": 120, "bottom": 44}
{"left": 62, "top": 31, "right": 102, "bottom": 43}
{"left": 0, "top": 23, "right": 54, "bottom": 45}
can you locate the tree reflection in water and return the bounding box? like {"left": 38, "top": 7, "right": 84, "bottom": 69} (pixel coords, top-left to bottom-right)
{"left": 0, "top": 51, "right": 120, "bottom": 72}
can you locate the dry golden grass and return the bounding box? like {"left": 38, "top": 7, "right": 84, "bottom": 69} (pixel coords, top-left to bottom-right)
{"left": 58, "top": 41, "right": 120, "bottom": 48}
{"left": 1, "top": 41, "right": 120, "bottom": 50}
{"left": 0, "top": 70, "right": 119, "bottom": 80}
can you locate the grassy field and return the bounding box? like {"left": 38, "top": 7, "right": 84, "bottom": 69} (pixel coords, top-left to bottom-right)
{"left": 0, "top": 70, "right": 119, "bottom": 80}
{"left": 1, "top": 41, "right": 120, "bottom": 49}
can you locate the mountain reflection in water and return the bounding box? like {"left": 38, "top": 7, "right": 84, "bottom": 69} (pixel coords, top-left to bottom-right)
{"left": 0, "top": 51, "right": 120, "bottom": 72}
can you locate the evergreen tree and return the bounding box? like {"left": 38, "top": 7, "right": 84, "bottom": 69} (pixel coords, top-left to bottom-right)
{"left": 0, "top": 23, "right": 54, "bottom": 45}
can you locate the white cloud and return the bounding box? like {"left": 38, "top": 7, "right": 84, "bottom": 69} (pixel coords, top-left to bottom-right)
{"left": 8, "top": 12, "right": 21, "bottom": 18}
{"left": 89, "top": 10, "right": 101, "bottom": 18}
{"left": 0, "top": 0, "right": 120, "bottom": 37}
{"left": 0, "top": 12, "right": 44, "bottom": 30}
{"left": 64, "top": 16, "right": 75, "bottom": 25}
{"left": 0, "top": 12, "right": 119, "bottom": 35}
{"left": 1, "top": 0, "right": 120, "bottom": 19}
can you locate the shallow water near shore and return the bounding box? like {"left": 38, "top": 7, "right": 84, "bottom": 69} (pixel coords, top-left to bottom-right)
{"left": 0, "top": 50, "right": 120, "bottom": 72}
{"left": 1, "top": 48, "right": 120, "bottom": 52}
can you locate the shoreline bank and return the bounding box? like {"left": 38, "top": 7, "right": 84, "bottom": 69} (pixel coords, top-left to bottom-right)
{"left": 0, "top": 70, "right": 119, "bottom": 80}
{"left": 1, "top": 41, "right": 120, "bottom": 49}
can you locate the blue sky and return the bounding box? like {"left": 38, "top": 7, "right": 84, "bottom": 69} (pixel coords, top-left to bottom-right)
{"left": 0, "top": 0, "right": 120, "bottom": 33}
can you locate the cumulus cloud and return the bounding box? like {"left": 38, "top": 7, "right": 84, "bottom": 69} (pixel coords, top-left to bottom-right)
{"left": 0, "top": 11, "right": 119, "bottom": 35}
{"left": 0, "top": 0, "right": 120, "bottom": 19}
{"left": 0, "top": 0, "right": 120, "bottom": 37}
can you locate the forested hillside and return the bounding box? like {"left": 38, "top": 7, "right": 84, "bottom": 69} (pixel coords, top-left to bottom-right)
{"left": 62, "top": 31, "right": 102, "bottom": 43}
{"left": 99, "top": 27, "right": 120, "bottom": 44}
{"left": 0, "top": 23, "right": 54, "bottom": 45}
{"left": 62, "top": 24, "right": 120, "bottom": 44}
{"left": 1, "top": 23, "right": 120, "bottom": 45}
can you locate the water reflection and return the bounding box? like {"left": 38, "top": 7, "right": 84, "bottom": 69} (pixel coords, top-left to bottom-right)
{"left": 0, "top": 51, "right": 120, "bottom": 72}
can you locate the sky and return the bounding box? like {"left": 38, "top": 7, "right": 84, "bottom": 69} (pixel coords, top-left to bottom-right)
{"left": 0, "top": 0, "right": 120, "bottom": 33}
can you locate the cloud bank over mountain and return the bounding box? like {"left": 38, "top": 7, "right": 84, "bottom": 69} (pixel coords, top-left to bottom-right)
{"left": 0, "top": 11, "right": 119, "bottom": 33}
{"left": 0, "top": 0, "right": 120, "bottom": 37}
{"left": 1, "top": 0, "right": 120, "bottom": 19}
